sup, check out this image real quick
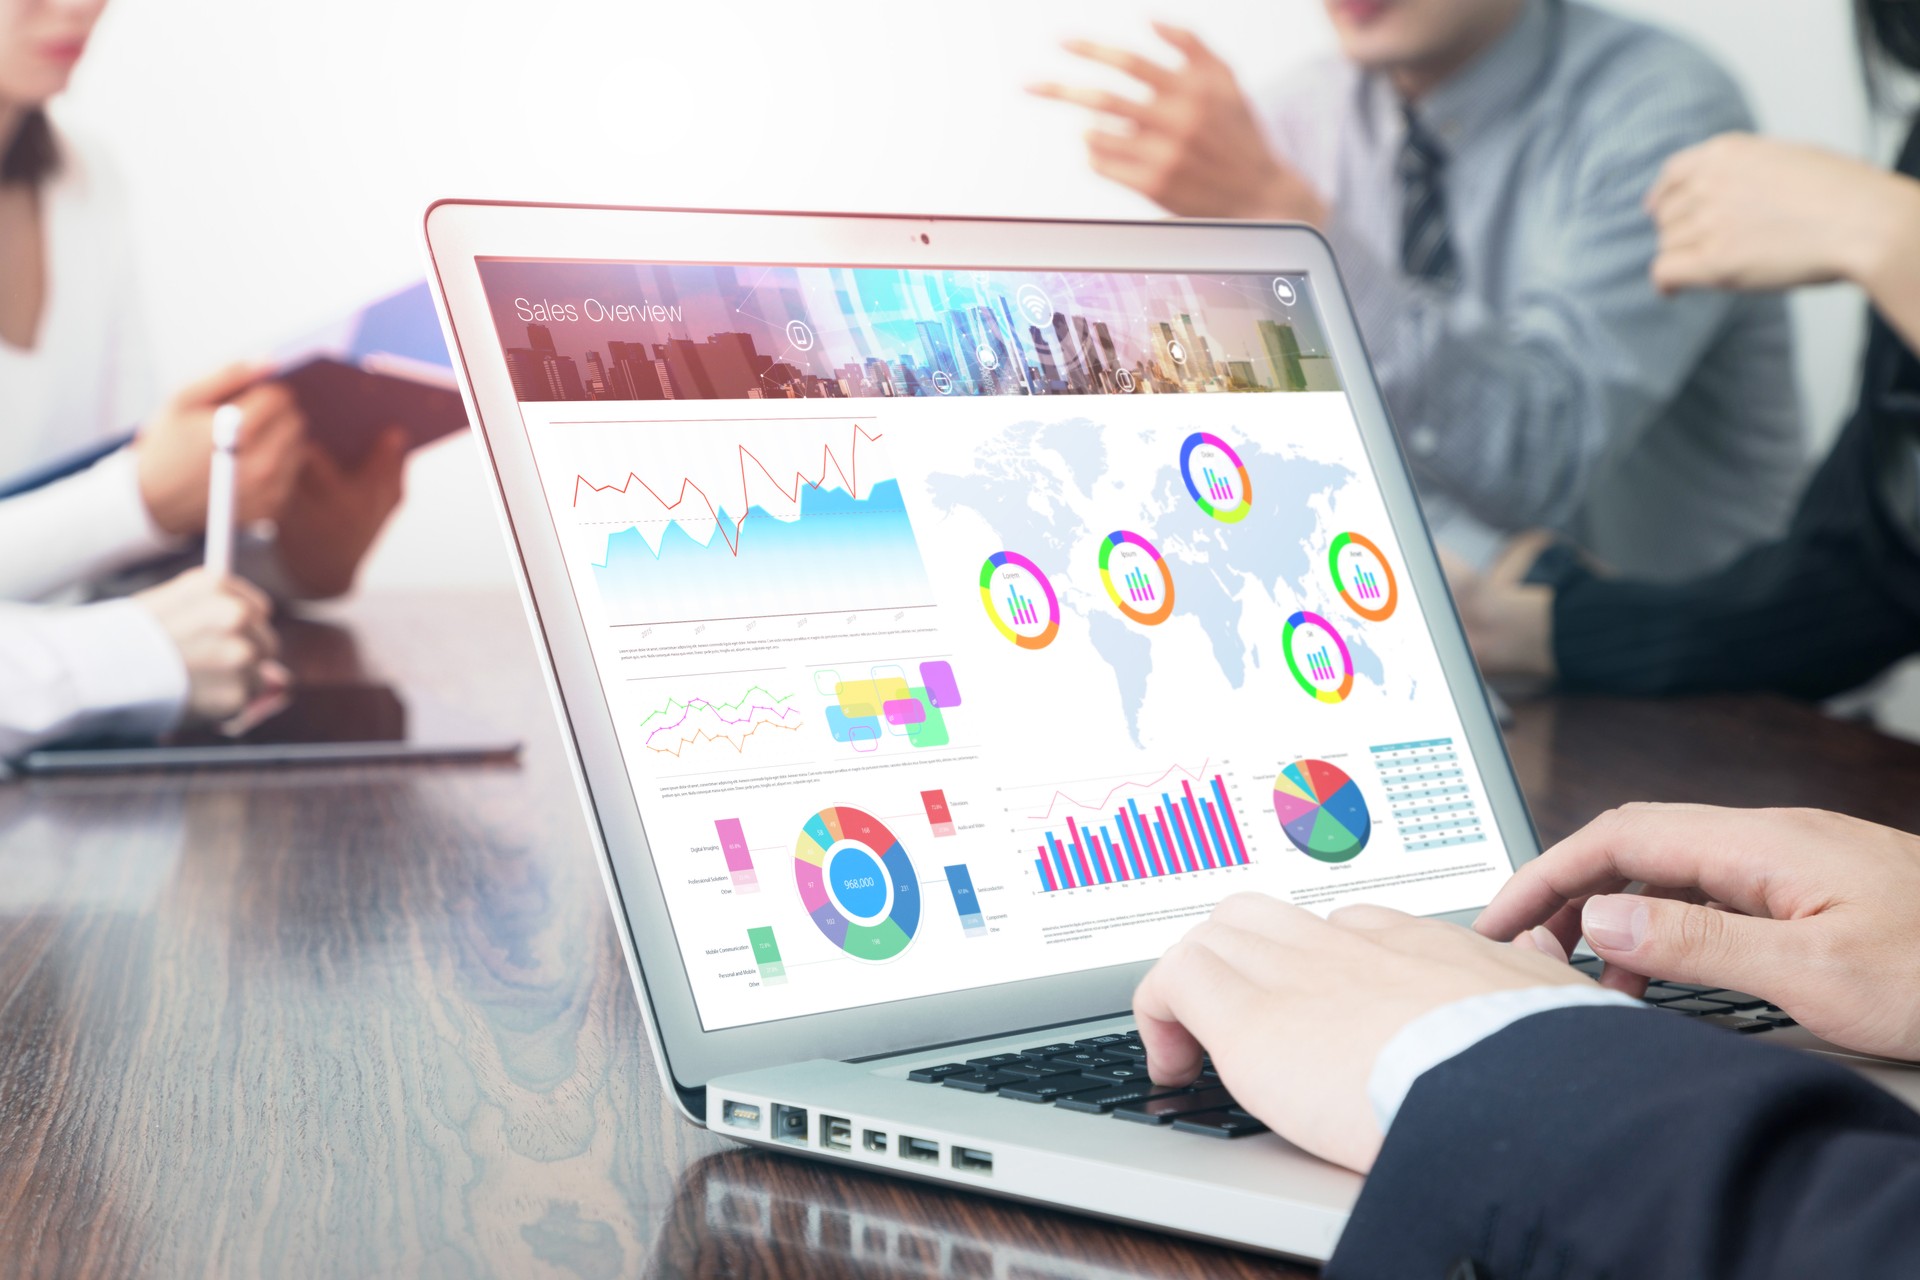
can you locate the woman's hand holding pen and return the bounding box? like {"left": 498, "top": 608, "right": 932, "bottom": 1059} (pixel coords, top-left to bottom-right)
{"left": 135, "top": 363, "right": 307, "bottom": 536}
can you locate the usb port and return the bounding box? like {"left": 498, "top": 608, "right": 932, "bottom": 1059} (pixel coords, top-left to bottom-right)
{"left": 899, "top": 1136, "right": 939, "bottom": 1163}
{"left": 721, "top": 1100, "right": 761, "bottom": 1130}
{"left": 821, "top": 1115, "right": 852, "bottom": 1151}
{"left": 863, "top": 1129, "right": 888, "bottom": 1153}
{"left": 771, "top": 1104, "right": 809, "bottom": 1145}
{"left": 951, "top": 1147, "right": 993, "bottom": 1174}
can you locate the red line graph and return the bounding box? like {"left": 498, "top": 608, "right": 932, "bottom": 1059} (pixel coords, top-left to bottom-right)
{"left": 1023, "top": 760, "right": 1214, "bottom": 822}
{"left": 571, "top": 425, "right": 885, "bottom": 558}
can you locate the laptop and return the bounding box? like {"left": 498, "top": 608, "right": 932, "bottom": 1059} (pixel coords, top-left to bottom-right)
{"left": 423, "top": 204, "right": 1919, "bottom": 1264}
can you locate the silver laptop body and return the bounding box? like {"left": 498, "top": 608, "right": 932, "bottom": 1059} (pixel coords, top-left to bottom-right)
{"left": 423, "top": 203, "right": 1917, "bottom": 1265}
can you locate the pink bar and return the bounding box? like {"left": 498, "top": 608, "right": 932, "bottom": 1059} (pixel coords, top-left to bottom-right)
{"left": 1067, "top": 817, "right": 1095, "bottom": 886}
{"left": 1037, "top": 847, "right": 1058, "bottom": 891}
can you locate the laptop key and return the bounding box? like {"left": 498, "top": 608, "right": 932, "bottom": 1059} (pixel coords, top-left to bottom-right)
{"left": 965, "top": 1052, "right": 1024, "bottom": 1069}
{"left": 1172, "top": 1109, "right": 1270, "bottom": 1138}
{"left": 1051, "top": 1051, "right": 1122, "bottom": 1069}
{"left": 1114, "top": 1086, "right": 1235, "bottom": 1125}
{"left": 1055, "top": 1081, "right": 1196, "bottom": 1114}
{"left": 1103, "top": 1043, "right": 1150, "bottom": 1061}
{"left": 1074, "top": 1034, "right": 1131, "bottom": 1048}
{"left": 1701, "top": 1013, "right": 1777, "bottom": 1034}
{"left": 944, "top": 1070, "right": 1030, "bottom": 1093}
{"left": 996, "top": 1059, "right": 1066, "bottom": 1079}
{"left": 907, "top": 1062, "right": 974, "bottom": 1083}
{"left": 999, "top": 1073, "right": 1112, "bottom": 1103}
{"left": 1017, "top": 1043, "right": 1080, "bottom": 1060}
{"left": 1084, "top": 1064, "right": 1151, "bottom": 1083}
{"left": 1702, "top": 989, "right": 1767, "bottom": 1008}
{"left": 1660, "top": 997, "right": 1735, "bottom": 1015}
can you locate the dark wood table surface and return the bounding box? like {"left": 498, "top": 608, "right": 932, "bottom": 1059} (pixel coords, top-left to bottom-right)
{"left": 5, "top": 593, "right": 1920, "bottom": 1279}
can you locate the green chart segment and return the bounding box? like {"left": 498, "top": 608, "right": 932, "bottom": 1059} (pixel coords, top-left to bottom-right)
{"left": 1271, "top": 760, "right": 1372, "bottom": 863}
{"left": 794, "top": 805, "right": 921, "bottom": 961}
{"left": 746, "top": 926, "right": 787, "bottom": 985}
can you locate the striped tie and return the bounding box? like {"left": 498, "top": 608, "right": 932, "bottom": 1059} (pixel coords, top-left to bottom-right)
{"left": 1398, "top": 105, "right": 1461, "bottom": 289}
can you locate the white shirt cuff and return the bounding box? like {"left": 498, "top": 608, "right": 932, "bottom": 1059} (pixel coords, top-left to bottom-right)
{"left": 0, "top": 598, "right": 187, "bottom": 757}
{"left": 1368, "top": 985, "right": 1646, "bottom": 1132}
{"left": 0, "top": 446, "right": 179, "bottom": 601}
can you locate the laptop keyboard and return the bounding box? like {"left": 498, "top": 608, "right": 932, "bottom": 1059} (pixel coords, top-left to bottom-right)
{"left": 903, "top": 955, "right": 1796, "bottom": 1139}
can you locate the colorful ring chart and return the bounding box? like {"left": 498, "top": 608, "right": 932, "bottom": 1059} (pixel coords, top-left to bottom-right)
{"left": 1098, "top": 530, "right": 1176, "bottom": 625}
{"left": 1272, "top": 760, "right": 1371, "bottom": 863}
{"left": 1281, "top": 610, "right": 1355, "bottom": 703}
{"left": 978, "top": 550, "right": 1061, "bottom": 649}
{"left": 1179, "top": 432, "right": 1253, "bottom": 523}
{"left": 1328, "top": 531, "right": 1399, "bottom": 622}
{"left": 794, "top": 805, "right": 920, "bottom": 962}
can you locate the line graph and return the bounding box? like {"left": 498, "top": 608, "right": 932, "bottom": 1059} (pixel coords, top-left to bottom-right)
{"left": 561, "top": 419, "right": 935, "bottom": 627}
{"left": 572, "top": 423, "right": 885, "bottom": 558}
{"left": 1015, "top": 760, "right": 1215, "bottom": 822}
{"left": 635, "top": 685, "right": 804, "bottom": 757}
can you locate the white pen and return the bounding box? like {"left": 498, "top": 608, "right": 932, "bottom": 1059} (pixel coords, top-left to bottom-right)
{"left": 204, "top": 403, "right": 243, "bottom": 579}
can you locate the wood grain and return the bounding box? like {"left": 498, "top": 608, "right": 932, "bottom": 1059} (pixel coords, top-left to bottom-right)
{"left": 2, "top": 593, "right": 1915, "bottom": 1278}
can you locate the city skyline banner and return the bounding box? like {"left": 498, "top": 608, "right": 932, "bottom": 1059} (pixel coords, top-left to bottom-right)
{"left": 474, "top": 259, "right": 1342, "bottom": 404}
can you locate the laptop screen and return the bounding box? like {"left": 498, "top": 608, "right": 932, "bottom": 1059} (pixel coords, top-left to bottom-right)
{"left": 476, "top": 258, "right": 1518, "bottom": 1032}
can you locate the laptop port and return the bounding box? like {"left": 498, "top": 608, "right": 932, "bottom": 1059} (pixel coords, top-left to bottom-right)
{"left": 771, "top": 1104, "right": 809, "bottom": 1145}
{"left": 720, "top": 1100, "right": 762, "bottom": 1130}
{"left": 899, "top": 1135, "right": 939, "bottom": 1163}
{"left": 821, "top": 1115, "right": 852, "bottom": 1151}
{"left": 951, "top": 1147, "right": 993, "bottom": 1175}
{"left": 862, "top": 1129, "right": 888, "bottom": 1154}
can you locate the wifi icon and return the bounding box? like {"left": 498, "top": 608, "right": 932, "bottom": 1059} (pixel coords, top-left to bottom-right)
{"left": 1015, "top": 284, "right": 1054, "bottom": 327}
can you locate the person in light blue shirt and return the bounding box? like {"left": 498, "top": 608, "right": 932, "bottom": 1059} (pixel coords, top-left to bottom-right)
{"left": 1033, "top": 0, "right": 1805, "bottom": 582}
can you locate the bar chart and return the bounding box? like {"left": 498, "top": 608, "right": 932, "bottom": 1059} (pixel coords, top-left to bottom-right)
{"left": 1032, "top": 773, "right": 1250, "bottom": 892}
{"left": 714, "top": 818, "right": 759, "bottom": 891}
{"left": 944, "top": 865, "right": 987, "bottom": 936}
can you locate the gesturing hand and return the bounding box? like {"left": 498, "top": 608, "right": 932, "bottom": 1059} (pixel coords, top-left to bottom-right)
{"left": 1647, "top": 133, "right": 1919, "bottom": 296}
{"left": 1028, "top": 24, "right": 1326, "bottom": 222}
{"left": 1477, "top": 804, "right": 1920, "bottom": 1061}
{"left": 1133, "top": 893, "right": 1594, "bottom": 1173}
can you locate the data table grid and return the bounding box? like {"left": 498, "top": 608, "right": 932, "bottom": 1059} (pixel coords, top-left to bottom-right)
{"left": 1368, "top": 737, "right": 1488, "bottom": 851}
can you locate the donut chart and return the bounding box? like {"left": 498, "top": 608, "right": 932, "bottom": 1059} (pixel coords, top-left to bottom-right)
{"left": 1328, "top": 531, "right": 1398, "bottom": 621}
{"left": 1180, "top": 432, "right": 1253, "bottom": 523}
{"left": 794, "top": 805, "right": 920, "bottom": 961}
{"left": 979, "top": 550, "right": 1061, "bottom": 649}
{"left": 1098, "top": 530, "right": 1176, "bottom": 625}
{"left": 1272, "top": 760, "right": 1371, "bottom": 863}
{"left": 1282, "top": 610, "right": 1356, "bottom": 703}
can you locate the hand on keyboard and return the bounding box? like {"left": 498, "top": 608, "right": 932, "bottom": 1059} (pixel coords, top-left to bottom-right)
{"left": 1129, "top": 892, "right": 1593, "bottom": 1173}
{"left": 1477, "top": 803, "right": 1920, "bottom": 1061}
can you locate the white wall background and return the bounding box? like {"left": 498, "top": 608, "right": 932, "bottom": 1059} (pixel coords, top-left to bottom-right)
{"left": 52, "top": 0, "right": 1885, "bottom": 595}
{"left": 54, "top": 0, "right": 1920, "bottom": 734}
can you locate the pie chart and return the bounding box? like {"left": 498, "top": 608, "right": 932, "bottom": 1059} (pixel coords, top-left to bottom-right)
{"left": 1271, "top": 760, "right": 1371, "bottom": 863}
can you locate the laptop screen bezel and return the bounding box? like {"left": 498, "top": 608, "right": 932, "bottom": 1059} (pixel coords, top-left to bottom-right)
{"left": 423, "top": 201, "right": 1540, "bottom": 1093}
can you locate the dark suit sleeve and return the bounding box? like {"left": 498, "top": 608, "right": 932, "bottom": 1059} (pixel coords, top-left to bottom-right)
{"left": 1326, "top": 1007, "right": 1920, "bottom": 1280}
{"left": 1549, "top": 396, "right": 1920, "bottom": 697}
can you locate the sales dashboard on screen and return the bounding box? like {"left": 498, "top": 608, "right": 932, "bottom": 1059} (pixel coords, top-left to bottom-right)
{"left": 476, "top": 258, "right": 1515, "bottom": 1031}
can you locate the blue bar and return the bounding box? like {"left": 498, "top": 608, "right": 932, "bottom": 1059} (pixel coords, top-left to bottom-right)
{"left": 1127, "top": 799, "right": 1155, "bottom": 874}
{"left": 1164, "top": 792, "right": 1197, "bottom": 871}
{"left": 1049, "top": 835, "right": 1074, "bottom": 890}
{"left": 1183, "top": 793, "right": 1211, "bottom": 867}
{"left": 1213, "top": 776, "right": 1247, "bottom": 863}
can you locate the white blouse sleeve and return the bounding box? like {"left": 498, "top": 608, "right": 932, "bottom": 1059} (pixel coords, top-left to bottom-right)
{"left": 0, "top": 445, "right": 179, "bottom": 601}
{"left": 0, "top": 597, "right": 186, "bottom": 757}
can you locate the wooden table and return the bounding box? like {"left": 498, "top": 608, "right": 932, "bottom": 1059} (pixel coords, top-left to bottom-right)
{"left": 5, "top": 594, "right": 1919, "bottom": 1278}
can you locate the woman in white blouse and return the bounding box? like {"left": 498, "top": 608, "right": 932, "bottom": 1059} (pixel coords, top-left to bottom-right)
{"left": 0, "top": 0, "right": 370, "bottom": 752}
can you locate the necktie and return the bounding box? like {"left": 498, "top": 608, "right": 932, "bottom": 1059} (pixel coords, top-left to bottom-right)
{"left": 1398, "top": 105, "right": 1461, "bottom": 289}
